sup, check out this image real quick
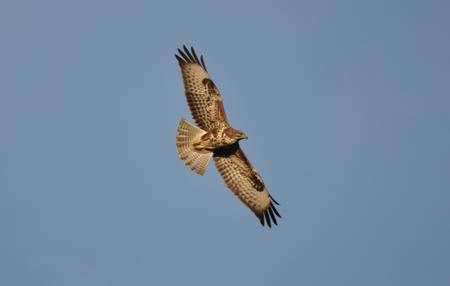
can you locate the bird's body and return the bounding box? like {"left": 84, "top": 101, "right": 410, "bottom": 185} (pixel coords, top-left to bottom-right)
{"left": 192, "top": 125, "right": 247, "bottom": 152}
{"left": 175, "top": 46, "right": 281, "bottom": 227}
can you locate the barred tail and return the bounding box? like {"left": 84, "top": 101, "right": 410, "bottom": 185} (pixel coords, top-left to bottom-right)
{"left": 176, "top": 119, "right": 212, "bottom": 176}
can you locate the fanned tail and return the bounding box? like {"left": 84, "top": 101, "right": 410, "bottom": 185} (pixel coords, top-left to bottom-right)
{"left": 176, "top": 119, "right": 212, "bottom": 176}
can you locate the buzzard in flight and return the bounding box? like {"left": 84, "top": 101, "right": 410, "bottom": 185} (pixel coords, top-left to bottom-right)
{"left": 175, "top": 46, "right": 281, "bottom": 227}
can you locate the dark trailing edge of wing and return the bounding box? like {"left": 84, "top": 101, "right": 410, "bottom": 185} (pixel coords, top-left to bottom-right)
{"left": 258, "top": 196, "right": 282, "bottom": 228}
{"left": 174, "top": 45, "right": 208, "bottom": 71}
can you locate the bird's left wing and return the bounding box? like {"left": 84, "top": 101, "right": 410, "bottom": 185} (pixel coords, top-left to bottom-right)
{"left": 214, "top": 144, "right": 281, "bottom": 227}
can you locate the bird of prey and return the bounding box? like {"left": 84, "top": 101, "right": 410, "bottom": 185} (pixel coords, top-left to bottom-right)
{"left": 175, "top": 46, "right": 281, "bottom": 227}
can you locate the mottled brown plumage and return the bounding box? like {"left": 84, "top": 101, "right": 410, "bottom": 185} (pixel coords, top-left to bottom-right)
{"left": 175, "top": 46, "right": 281, "bottom": 227}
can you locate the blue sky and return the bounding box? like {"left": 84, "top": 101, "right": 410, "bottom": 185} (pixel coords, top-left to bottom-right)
{"left": 1, "top": 0, "right": 449, "bottom": 285}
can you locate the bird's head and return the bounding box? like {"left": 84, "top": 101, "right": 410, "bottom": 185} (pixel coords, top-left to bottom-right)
{"left": 224, "top": 127, "right": 248, "bottom": 142}
{"left": 235, "top": 130, "right": 248, "bottom": 141}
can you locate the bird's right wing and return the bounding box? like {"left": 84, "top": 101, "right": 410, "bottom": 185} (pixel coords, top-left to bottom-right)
{"left": 175, "top": 46, "right": 229, "bottom": 130}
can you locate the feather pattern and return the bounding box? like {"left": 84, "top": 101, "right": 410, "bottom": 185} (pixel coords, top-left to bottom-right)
{"left": 175, "top": 46, "right": 229, "bottom": 130}
{"left": 214, "top": 144, "right": 281, "bottom": 227}
{"left": 176, "top": 119, "right": 213, "bottom": 176}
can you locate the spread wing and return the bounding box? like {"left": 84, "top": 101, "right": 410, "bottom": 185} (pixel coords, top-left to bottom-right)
{"left": 175, "top": 46, "right": 229, "bottom": 130}
{"left": 214, "top": 144, "right": 281, "bottom": 227}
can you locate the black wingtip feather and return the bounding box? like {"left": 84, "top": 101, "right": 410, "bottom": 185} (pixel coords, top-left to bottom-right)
{"left": 191, "top": 47, "right": 200, "bottom": 63}
{"left": 271, "top": 203, "right": 282, "bottom": 218}
{"left": 183, "top": 45, "right": 195, "bottom": 62}
{"left": 268, "top": 207, "right": 278, "bottom": 225}
{"left": 175, "top": 54, "right": 184, "bottom": 64}
{"left": 177, "top": 48, "right": 191, "bottom": 63}
{"left": 270, "top": 195, "right": 280, "bottom": 206}
{"left": 200, "top": 55, "right": 207, "bottom": 70}
{"left": 258, "top": 214, "right": 265, "bottom": 226}
{"left": 264, "top": 211, "right": 272, "bottom": 228}
{"left": 256, "top": 197, "right": 282, "bottom": 227}
{"left": 175, "top": 46, "right": 207, "bottom": 71}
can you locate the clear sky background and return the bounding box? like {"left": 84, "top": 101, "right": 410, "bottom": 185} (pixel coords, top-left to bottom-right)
{"left": 1, "top": 0, "right": 449, "bottom": 285}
